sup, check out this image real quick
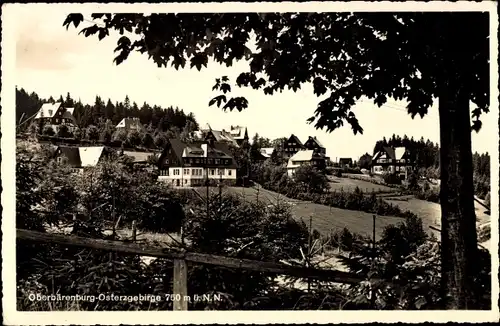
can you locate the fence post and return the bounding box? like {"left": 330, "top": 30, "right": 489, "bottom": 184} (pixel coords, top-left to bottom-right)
{"left": 372, "top": 215, "right": 376, "bottom": 250}
{"left": 131, "top": 220, "right": 137, "bottom": 242}
{"left": 173, "top": 259, "right": 188, "bottom": 311}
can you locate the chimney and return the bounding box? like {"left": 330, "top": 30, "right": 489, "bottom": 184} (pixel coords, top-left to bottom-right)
{"left": 201, "top": 143, "right": 208, "bottom": 157}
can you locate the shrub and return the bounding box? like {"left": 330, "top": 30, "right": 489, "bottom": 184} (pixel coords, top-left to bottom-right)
{"left": 382, "top": 172, "right": 402, "bottom": 185}
{"left": 42, "top": 125, "right": 55, "bottom": 136}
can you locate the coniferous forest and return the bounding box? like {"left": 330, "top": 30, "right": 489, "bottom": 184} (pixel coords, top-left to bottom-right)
{"left": 16, "top": 87, "right": 200, "bottom": 149}
{"left": 372, "top": 134, "right": 491, "bottom": 201}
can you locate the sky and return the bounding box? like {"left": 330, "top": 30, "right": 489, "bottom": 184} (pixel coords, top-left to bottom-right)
{"left": 14, "top": 6, "right": 496, "bottom": 160}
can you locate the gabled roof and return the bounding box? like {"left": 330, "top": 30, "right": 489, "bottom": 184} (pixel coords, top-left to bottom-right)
{"left": 287, "top": 149, "right": 326, "bottom": 168}
{"left": 229, "top": 125, "right": 247, "bottom": 139}
{"left": 287, "top": 150, "right": 314, "bottom": 168}
{"left": 79, "top": 147, "right": 105, "bottom": 167}
{"left": 373, "top": 146, "right": 408, "bottom": 161}
{"left": 56, "top": 145, "right": 105, "bottom": 168}
{"left": 163, "top": 139, "right": 237, "bottom": 168}
{"left": 62, "top": 109, "right": 77, "bottom": 124}
{"left": 339, "top": 158, "right": 353, "bottom": 163}
{"left": 394, "top": 147, "right": 407, "bottom": 160}
{"left": 286, "top": 134, "right": 303, "bottom": 145}
{"left": 311, "top": 136, "right": 325, "bottom": 148}
{"left": 34, "top": 102, "right": 63, "bottom": 119}
{"left": 210, "top": 129, "right": 238, "bottom": 144}
{"left": 116, "top": 117, "right": 142, "bottom": 130}
{"left": 58, "top": 146, "right": 81, "bottom": 167}
{"left": 260, "top": 147, "right": 275, "bottom": 158}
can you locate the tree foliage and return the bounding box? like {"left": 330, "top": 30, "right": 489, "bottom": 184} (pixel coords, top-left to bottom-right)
{"left": 63, "top": 12, "right": 488, "bottom": 133}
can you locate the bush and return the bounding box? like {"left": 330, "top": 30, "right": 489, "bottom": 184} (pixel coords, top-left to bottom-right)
{"left": 415, "top": 187, "right": 440, "bottom": 203}
{"left": 382, "top": 172, "right": 402, "bottom": 185}
{"left": 42, "top": 125, "right": 55, "bottom": 136}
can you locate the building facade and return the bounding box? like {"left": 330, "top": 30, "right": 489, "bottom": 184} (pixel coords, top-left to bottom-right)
{"left": 157, "top": 139, "right": 238, "bottom": 187}
{"left": 116, "top": 117, "right": 144, "bottom": 133}
{"left": 34, "top": 102, "right": 78, "bottom": 133}
{"left": 283, "top": 134, "right": 305, "bottom": 159}
{"left": 371, "top": 146, "right": 414, "bottom": 180}
{"left": 286, "top": 150, "right": 327, "bottom": 177}
{"left": 54, "top": 145, "right": 109, "bottom": 173}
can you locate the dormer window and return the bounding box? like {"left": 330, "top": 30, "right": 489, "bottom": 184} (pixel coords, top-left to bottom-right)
{"left": 48, "top": 109, "right": 53, "bottom": 116}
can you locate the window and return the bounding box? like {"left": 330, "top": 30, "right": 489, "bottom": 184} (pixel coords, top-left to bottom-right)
{"left": 215, "top": 159, "right": 220, "bottom": 164}
{"left": 195, "top": 159, "right": 199, "bottom": 163}
{"left": 165, "top": 159, "right": 169, "bottom": 164}
{"left": 219, "top": 170, "right": 224, "bottom": 175}
{"left": 57, "top": 156, "right": 63, "bottom": 163}
{"left": 55, "top": 118, "right": 59, "bottom": 123}
{"left": 174, "top": 169, "right": 180, "bottom": 175}
{"left": 211, "top": 169, "right": 215, "bottom": 176}
{"left": 228, "top": 170, "right": 232, "bottom": 176}
{"left": 48, "top": 110, "right": 53, "bottom": 116}
{"left": 184, "top": 179, "right": 188, "bottom": 184}
{"left": 184, "top": 169, "right": 189, "bottom": 175}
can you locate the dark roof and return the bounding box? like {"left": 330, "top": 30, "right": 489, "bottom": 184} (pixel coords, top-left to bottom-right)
{"left": 306, "top": 136, "right": 325, "bottom": 148}
{"left": 57, "top": 146, "right": 81, "bottom": 167}
{"left": 339, "top": 158, "right": 353, "bottom": 163}
{"left": 164, "top": 139, "right": 238, "bottom": 168}
{"left": 287, "top": 134, "right": 303, "bottom": 146}
{"left": 383, "top": 147, "right": 396, "bottom": 160}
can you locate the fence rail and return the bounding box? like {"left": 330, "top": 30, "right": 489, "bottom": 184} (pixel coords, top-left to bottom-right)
{"left": 17, "top": 228, "right": 366, "bottom": 310}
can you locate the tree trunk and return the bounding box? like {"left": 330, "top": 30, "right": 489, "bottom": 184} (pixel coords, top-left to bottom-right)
{"left": 438, "top": 72, "right": 479, "bottom": 309}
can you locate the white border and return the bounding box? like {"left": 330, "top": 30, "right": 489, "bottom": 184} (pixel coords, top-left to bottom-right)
{"left": 2, "top": 2, "right": 499, "bottom": 325}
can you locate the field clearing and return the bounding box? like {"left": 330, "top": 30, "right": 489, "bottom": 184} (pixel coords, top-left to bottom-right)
{"left": 327, "top": 176, "right": 394, "bottom": 193}
{"left": 386, "top": 197, "right": 491, "bottom": 235}
{"left": 194, "top": 186, "right": 404, "bottom": 238}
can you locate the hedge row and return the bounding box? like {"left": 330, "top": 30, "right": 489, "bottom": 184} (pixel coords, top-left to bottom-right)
{"left": 264, "top": 182, "right": 418, "bottom": 219}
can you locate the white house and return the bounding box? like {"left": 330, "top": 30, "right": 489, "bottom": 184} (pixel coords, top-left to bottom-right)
{"left": 33, "top": 102, "right": 78, "bottom": 133}
{"left": 260, "top": 147, "right": 275, "bottom": 158}
{"left": 54, "top": 145, "right": 108, "bottom": 173}
{"left": 286, "top": 149, "right": 326, "bottom": 177}
{"left": 157, "top": 138, "right": 238, "bottom": 187}
{"left": 116, "top": 117, "right": 143, "bottom": 133}
{"left": 371, "top": 146, "right": 414, "bottom": 180}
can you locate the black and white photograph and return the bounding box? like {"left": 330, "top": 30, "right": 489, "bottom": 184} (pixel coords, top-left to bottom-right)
{"left": 2, "top": 2, "right": 499, "bottom": 324}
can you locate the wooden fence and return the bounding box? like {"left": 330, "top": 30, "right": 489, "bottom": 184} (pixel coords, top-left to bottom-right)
{"left": 17, "top": 228, "right": 367, "bottom": 311}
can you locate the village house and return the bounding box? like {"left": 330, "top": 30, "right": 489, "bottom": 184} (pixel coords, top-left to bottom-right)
{"left": 33, "top": 102, "right": 78, "bottom": 133}
{"left": 260, "top": 147, "right": 275, "bottom": 159}
{"left": 227, "top": 125, "right": 249, "bottom": 146}
{"left": 115, "top": 117, "right": 144, "bottom": 133}
{"left": 157, "top": 138, "right": 238, "bottom": 187}
{"left": 371, "top": 146, "right": 414, "bottom": 180}
{"left": 53, "top": 145, "right": 110, "bottom": 172}
{"left": 304, "top": 136, "right": 327, "bottom": 156}
{"left": 338, "top": 158, "right": 353, "bottom": 168}
{"left": 286, "top": 149, "right": 327, "bottom": 177}
{"left": 283, "top": 134, "right": 305, "bottom": 160}
{"left": 195, "top": 123, "right": 249, "bottom": 147}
